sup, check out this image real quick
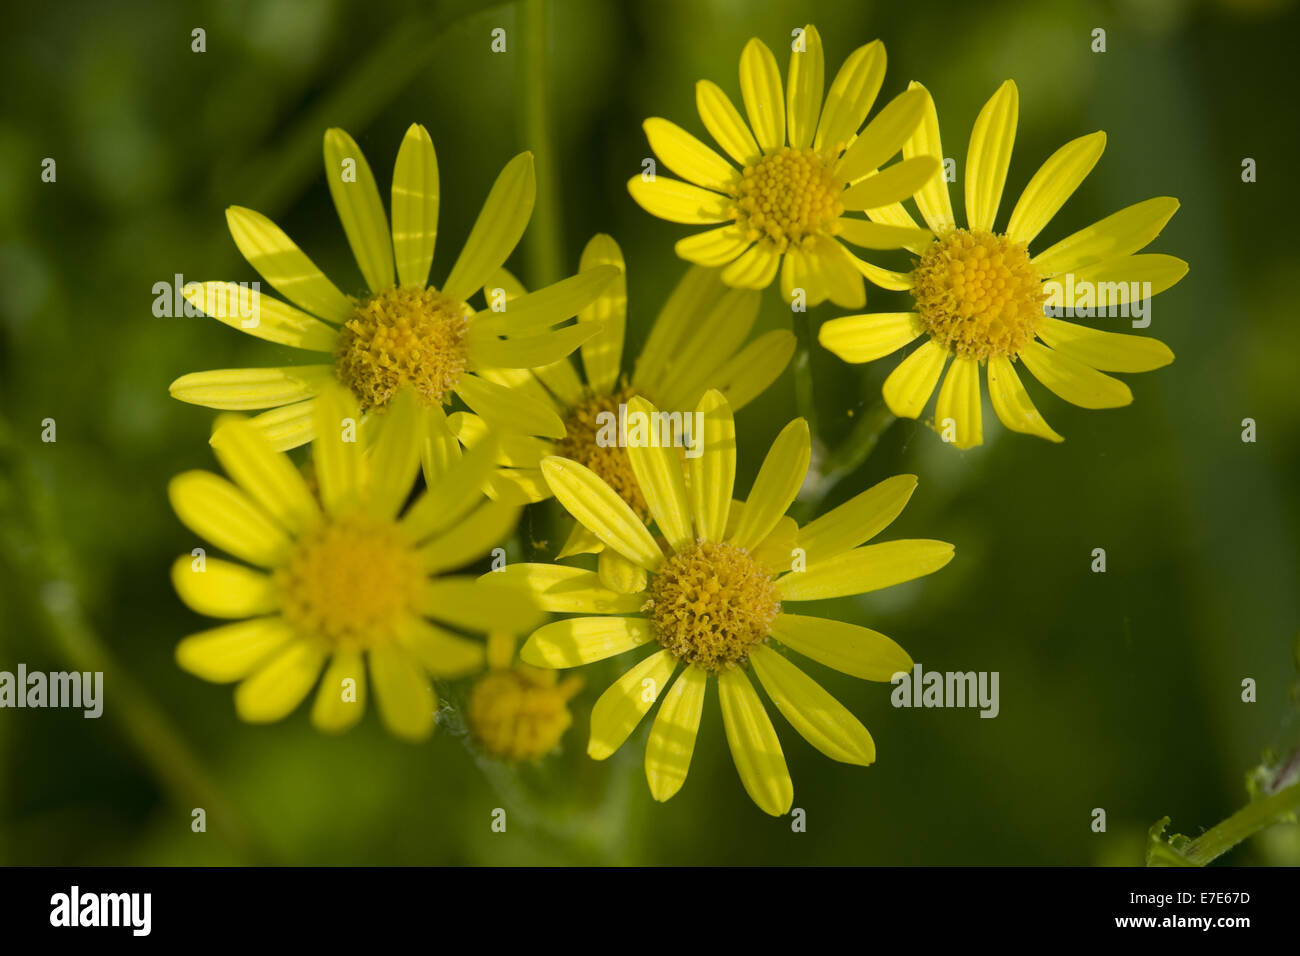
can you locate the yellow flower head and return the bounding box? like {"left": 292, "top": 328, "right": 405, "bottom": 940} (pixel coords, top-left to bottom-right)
{"left": 468, "top": 664, "right": 583, "bottom": 763}
{"left": 819, "top": 80, "right": 1188, "bottom": 447}
{"left": 169, "top": 382, "right": 540, "bottom": 741}
{"left": 493, "top": 389, "right": 954, "bottom": 815}
{"left": 448, "top": 234, "right": 795, "bottom": 547}
{"left": 170, "top": 123, "right": 618, "bottom": 464}
{"left": 628, "top": 26, "right": 941, "bottom": 309}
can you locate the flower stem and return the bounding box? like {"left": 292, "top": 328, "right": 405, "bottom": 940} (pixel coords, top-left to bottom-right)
{"left": 519, "top": 0, "right": 565, "bottom": 288}
{"left": 1178, "top": 781, "right": 1300, "bottom": 866}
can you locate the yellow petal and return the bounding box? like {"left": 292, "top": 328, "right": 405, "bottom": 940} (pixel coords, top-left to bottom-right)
{"left": 780, "top": 539, "right": 955, "bottom": 601}
{"left": 520, "top": 616, "right": 654, "bottom": 668}
{"left": 420, "top": 402, "right": 461, "bottom": 483}
{"left": 695, "top": 79, "right": 761, "bottom": 166}
{"left": 902, "top": 82, "right": 955, "bottom": 233}
{"left": 541, "top": 456, "right": 663, "bottom": 570}
{"left": 818, "top": 311, "right": 923, "bottom": 363}
{"left": 403, "top": 434, "right": 500, "bottom": 541}
{"left": 840, "top": 155, "right": 940, "bottom": 211}
{"left": 390, "top": 123, "right": 439, "bottom": 288}
{"left": 1005, "top": 131, "right": 1105, "bottom": 245}
{"left": 209, "top": 416, "right": 320, "bottom": 532}
{"left": 651, "top": 288, "right": 760, "bottom": 409}
{"left": 739, "top": 37, "right": 785, "bottom": 151}
{"left": 369, "top": 643, "right": 435, "bottom": 741}
{"left": 643, "top": 117, "right": 737, "bottom": 191}
{"left": 835, "top": 86, "right": 930, "bottom": 182}
{"left": 310, "top": 650, "right": 366, "bottom": 733}
{"left": 169, "top": 365, "right": 334, "bottom": 411}
{"left": 645, "top": 665, "right": 708, "bottom": 801}
{"left": 442, "top": 152, "right": 536, "bottom": 303}
{"left": 181, "top": 281, "right": 338, "bottom": 352}
{"left": 1032, "top": 197, "right": 1180, "bottom": 277}
{"left": 454, "top": 373, "right": 565, "bottom": 439}
{"left": 809, "top": 236, "right": 866, "bottom": 310}
{"left": 730, "top": 419, "right": 809, "bottom": 550}
{"left": 417, "top": 498, "right": 521, "bottom": 573}
{"left": 785, "top": 24, "right": 824, "bottom": 149}
{"left": 171, "top": 555, "right": 278, "bottom": 618}
{"left": 749, "top": 645, "right": 875, "bottom": 765}
{"left": 1059, "top": 253, "right": 1189, "bottom": 305}
{"left": 577, "top": 234, "right": 628, "bottom": 394}
{"left": 247, "top": 399, "right": 317, "bottom": 452}
{"left": 797, "top": 474, "right": 917, "bottom": 562}
{"left": 323, "top": 128, "right": 394, "bottom": 294}
{"left": 1036, "top": 317, "right": 1174, "bottom": 373}
{"left": 934, "top": 355, "right": 983, "bottom": 449}
{"left": 633, "top": 266, "right": 727, "bottom": 392}
{"left": 468, "top": 321, "right": 603, "bottom": 369}
{"left": 471, "top": 265, "right": 620, "bottom": 337}
{"left": 964, "top": 80, "right": 1018, "bottom": 232}
{"left": 597, "top": 547, "right": 648, "bottom": 594}
{"left": 689, "top": 390, "right": 736, "bottom": 542}
{"left": 235, "top": 640, "right": 325, "bottom": 723}
{"left": 717, "top": 667, "right": 792, "bottom": 816}
{"left": 418, "top": 576, "right": 542, "bottom": 634}
{"left": 814, "top": 39, "right": 885, "bottom": 154}
{"left": 986, "top": 354, "right": 1063, "bottom": 442}
{"left": 311, "top": 384, "right": 364, "bottom": 516}
{"left": 169, "top": 470, "right": 291, "bottom": 567}
{"left": 881, "top": 339, "right": 948, "bottom": 418}
{"left": 852, "top": 255, "right": 914, "bottom": 291}
{"left": 587, "top": 649, "right": 677, "bottom": 760}
{"left": 175, "top": 616, "right": 297, "bottom": 683}
{"left": 364, "top": 387, "right": 424, "bottom": 520}
{"left": 488, "top": 563, "right": 644, "bottom": 614}
{"left": 836, "top": 219, "right": 933, "bottom": 251}
{"left": 394, "top": 615, "right": 486, "bottom": 679}
{"left": 1018, "top": 339, "right": 1132, "bottom": 409}
{"left": 769, "top": 613, "right": 913, "bottom": 681}
{"left": 675, "top": 224, "right": 753, "bottom": 268}
{"left": 705, "top": 329, "right": 796, "bottom": 411}
{"left": 224, "top": 206, "right": 353, "bottom": 323}
{"left": 626, "top": 175, "right": 730, "bottom": 225}
{"left": 717, "top": 240, "right": 774, "bottom": 290}
{"left": 623, "top": 396, "right": 694, "bottom": 553}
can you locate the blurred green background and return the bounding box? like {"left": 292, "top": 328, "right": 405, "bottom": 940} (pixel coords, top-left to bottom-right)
{"left": 2, "top": 0, "right": 1297, "bottom": 866}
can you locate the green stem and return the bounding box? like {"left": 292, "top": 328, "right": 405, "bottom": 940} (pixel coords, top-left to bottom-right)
{"left": 519, "top": 0, "right": 565, "bottom": 287}
{"left": 796, "top": 401, "right": 896, "bottom": 521}
{"left": 792, "top": 312, "right": 821, "bottom": 440}
{"left": 1180, "top": 781, "right": 1300, "bottom": 866}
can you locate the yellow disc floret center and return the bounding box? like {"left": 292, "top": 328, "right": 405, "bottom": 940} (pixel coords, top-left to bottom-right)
{"left": 911, "top": 229, "right": 1043, "bottom": 360}
{"left": 732, "top": 147, "right": 843, "bottom": 252}
{"left": 335, "top": 286, "right": 470, "bottom": 412}
{"left": 644, "top": 541, "right": 781, "bottom": 672}
{"left": 276, "top": 513, "right": 422, "bottom": 652}
{"left": 554, "top": 387, "right": 649, "bottom": 519}
{"left": 467, "top": 666, "right": 581, "bottom": 762}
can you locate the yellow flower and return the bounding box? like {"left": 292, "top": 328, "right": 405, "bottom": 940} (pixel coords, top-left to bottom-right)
{"left": 168, "top": 382, "right": 540, "bottom": 741}
{"left": 449, "top": 233, "right": 794, "bottom": 561}
{"left": 627, "top": 25, "right": 940, "bottom": 308}
{"left": 819, "top": 80, "right": 1188, "bottom": 447}
{"left": 170, "top": 123, "right": 618, "bottom": 466}
{"left": 466, "top": 631, "right": 583, "bottom": 763}
{"left": 495, "top": 389, "right": 953, "bottom": 815}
